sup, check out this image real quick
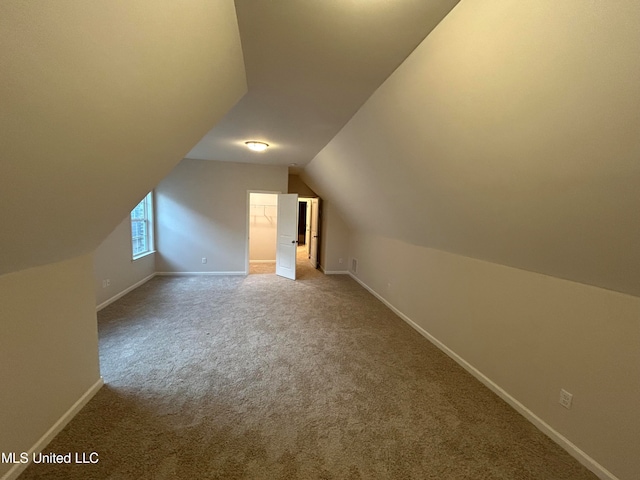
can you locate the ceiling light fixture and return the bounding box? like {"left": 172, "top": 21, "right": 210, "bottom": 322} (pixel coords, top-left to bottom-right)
{"left": 245, "top": 141, "right": 269, "bottom": 152}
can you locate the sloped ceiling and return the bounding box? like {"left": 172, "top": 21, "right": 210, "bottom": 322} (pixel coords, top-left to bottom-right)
{"left": 186, "top": 0, "right": 460, "bottom": 169}
{"left": 303, "top": 0, "right": 640, "bottom": 296}
{"left": 0, "top": 0, "right": 246, "bottom": 275}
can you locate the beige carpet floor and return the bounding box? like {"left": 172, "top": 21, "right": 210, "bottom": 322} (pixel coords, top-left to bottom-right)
{"left": 250, "top": 247, "right": 314, "bottom": 274}
{"left": 249, "top": 261, "right": 276, "bottom": 275}
{"left": 19, "top": 256, "right": 598, "bottom": 479}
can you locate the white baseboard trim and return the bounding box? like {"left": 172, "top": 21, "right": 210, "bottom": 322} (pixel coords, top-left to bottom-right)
{"left": 250, "top": 260, "right": 276, "bottom": 264}
{"left": 1, "top": 377, "right": 104, "bottom": 480}
{"left": 155, "top": 271, "right": 246, "bottom": 276}
{"left": 96, "top": 273, "right": 156, "bottom": 312}
{"left": 347, "top": 273, "right": 618, "bottom": 480}
{"left": 319, "top": 265, "right": 349, "bottom": 275}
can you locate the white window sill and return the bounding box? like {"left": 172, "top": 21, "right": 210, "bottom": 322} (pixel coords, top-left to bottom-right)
{"left": 132, "top": 250, "right": 156, "bottom": 262}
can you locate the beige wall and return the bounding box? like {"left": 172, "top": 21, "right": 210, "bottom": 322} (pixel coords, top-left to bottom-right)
{"left": 288, "top": 174, "right": 317, "bottom": 197}
{"left": 250, "top": 193, "right": 278, "bottom": 262}
{"left": 155, "top": 159, "right": 288, "bottom": 274}
{"left": 93, "top": 215, "right": 155, "bottom": 307}
{"left": 0, "top": 255, "right": 101, "bottom": 478}
{"left": 319, "top": 200, "right": 350, "bottom": 273}
{"left": 348, "top": 233, "right": 640, "bottom": 480}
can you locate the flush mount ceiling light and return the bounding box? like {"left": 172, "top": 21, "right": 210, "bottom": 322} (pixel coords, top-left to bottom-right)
{"left": 245, "top": 141, "right": 269, "bottom": 152}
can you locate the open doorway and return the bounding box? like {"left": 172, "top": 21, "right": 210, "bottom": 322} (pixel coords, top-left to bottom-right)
{"left": 247, "top": 192, "right": 300, "bottom": 277}
{"left": 247, "top": 192, "right": 321, "bottom": 277}
{"left": 248, "top": 192, "right": 278, "bottom": 274}
{"left": 299, "top": 197, "right": 319, "bottom": 269}
{"left": 298, "top": 200, "right": 307, "bottom": 246}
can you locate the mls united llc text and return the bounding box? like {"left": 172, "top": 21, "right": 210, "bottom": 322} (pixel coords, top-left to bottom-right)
{"left": 1, "top": 451, "right": 99, "bottom": 464}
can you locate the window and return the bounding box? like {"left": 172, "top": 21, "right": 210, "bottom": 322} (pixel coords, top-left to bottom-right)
{"left": 131, "top": 192, "right": 154, "bottom": 259}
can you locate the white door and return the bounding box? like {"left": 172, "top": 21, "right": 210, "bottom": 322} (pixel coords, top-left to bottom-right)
{"left": 309, "top": 198, "right": 319, "bottom": 269}
{"left": 276, "top": 193, "right": 298, "bottom": 280}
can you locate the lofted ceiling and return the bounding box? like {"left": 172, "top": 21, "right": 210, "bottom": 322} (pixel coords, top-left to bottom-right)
{"left": 302, "top": 0, "right": 640, "bottom": 297}
{"left": 0, "top": 0, "right": 246, "bottom": 276}
{"left": 186, "top": 0, "right": 461, "bottom": 171}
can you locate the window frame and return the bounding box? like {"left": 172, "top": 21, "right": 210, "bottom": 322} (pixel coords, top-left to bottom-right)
{"left": 130, "top": 192, "right": 155, "bottom": 260}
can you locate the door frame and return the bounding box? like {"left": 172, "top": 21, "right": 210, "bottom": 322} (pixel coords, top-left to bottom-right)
{"left": 298, "top": 196, "right": 321, "bottom": 269}
{"left": 309, "top": 197, "right": 320, "bottom": 269}
{"left": 298, "top": 197, "right": 312, "bottom": 255}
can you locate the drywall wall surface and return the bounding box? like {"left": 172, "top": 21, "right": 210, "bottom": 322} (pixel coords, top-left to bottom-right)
{"left": 93, "top": 215, "right": 155, "bottom": 306}
{"left": 0, "top": 0, "right": 246, "bottom": 276}
{"left": 349, "top": 232, "right": 640, "bottom": 480}
{"left": 155, "top": 159, "right": 288, "bottom": 273}
{"left": 250, "top": 193, "right": 278, "bottom": 261}
{"left": 288, "top": 175, "right": 317, "bottom": 197}
{"left": 304, "top": 0, "right": 640, "bottom": 296}
{"left": 319, "top": 200, "right": 351, "bottom": 273}
{"left": 0, "top": 255, "right": 100, "bottom": 478}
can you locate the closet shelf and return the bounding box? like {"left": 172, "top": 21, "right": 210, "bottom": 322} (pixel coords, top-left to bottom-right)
{"left": 250, "top": 204, "right": 278, "bottom": 224}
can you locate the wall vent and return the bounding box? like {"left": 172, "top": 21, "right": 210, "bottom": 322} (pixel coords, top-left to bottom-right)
{"left": 351, "top": 258, "right": 358, "bottom": 274}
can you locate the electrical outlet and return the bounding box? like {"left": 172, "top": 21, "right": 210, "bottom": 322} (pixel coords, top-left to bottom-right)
{"left": 339, "top": 258, "right": 343, "bottom": 264}
{"left": 559, "top": 389, "right": 573, "bottom": 409}
{"left": 202, "top": 257, "right": 207, "bottom": 264}
{"left": 102, "top": 279, "right": 110, "bottom": 288}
